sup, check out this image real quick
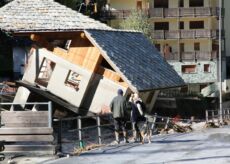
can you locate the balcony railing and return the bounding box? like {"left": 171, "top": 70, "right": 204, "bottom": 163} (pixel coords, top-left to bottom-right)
{"left": 149, "top": 7, "right": 218, "bottom": 18}
{"left": 163, "top": 51, "right": 217, "bottom": 61}
{"left": 152, "top": 30, "right": 217, "bottom": 39}
{"left": 100, "top": 9, "right": 149, "bottom": 19}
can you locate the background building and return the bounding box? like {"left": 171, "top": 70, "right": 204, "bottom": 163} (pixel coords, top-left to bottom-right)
{"left": 100, "top": 0, "right": 226, "bottom": 97}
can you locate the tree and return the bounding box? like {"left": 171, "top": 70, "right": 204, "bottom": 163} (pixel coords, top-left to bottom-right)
{"left": 119, "top": 11, "right": 151, "bottom": 40}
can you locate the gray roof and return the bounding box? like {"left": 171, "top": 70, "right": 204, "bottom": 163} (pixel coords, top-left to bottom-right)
{"left": 85, "top": 30, "right": 185, "bottom": 92}
{"left": 0, "top": 0, "right": 111, "bottom": 32}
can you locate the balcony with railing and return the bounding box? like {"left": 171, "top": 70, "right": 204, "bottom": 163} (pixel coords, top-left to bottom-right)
{"left": 163, "top": 51, "right": 217, "bottom": 61}
{"left": 149, "top": 7, "right": 219, "bottom": 18}
{"left": 152, "top": 30, "right": 217, "bottom": 39}
{"left": 100, "top": 9, "right": 149, "bottom": 20}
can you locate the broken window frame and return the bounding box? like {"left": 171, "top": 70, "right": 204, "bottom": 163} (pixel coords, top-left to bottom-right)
{"left": 64, "top": 70, "right": 82, "bottom": 91}
{"left": 35, "top": 58, "right": 56, "bottom": 87}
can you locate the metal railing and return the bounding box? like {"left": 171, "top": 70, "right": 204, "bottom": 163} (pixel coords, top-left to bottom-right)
{"left": 159, "top": 90, "right": 200, "bottom": 98}
{"left": 149, "top": 7, "right": 219, "bottom": 18}
{"left": 100, "top": 9, "right": 149, "bottom": 19}
{"left": 54, "top": 113, "right": 204, "bottom": 152}
{"left": 151, "top": 30, "right": 218, "bottom": 40}
{"left": 205, "top": 108, "right": 230, "bottom": 123}
{"left": 162, "top": 51, "right": 218, "bottom": 61}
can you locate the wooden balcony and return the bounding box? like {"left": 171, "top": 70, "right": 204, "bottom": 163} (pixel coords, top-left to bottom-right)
{"left": 163, "top": 51, "right": 217, "bottom": 61}
{"left": 152, "top": 30, "right": 217, "bottom": 39}
{"left": 149, "top": 7, "right": 218, "bottom": 18}
{"left": 100, "top": 9, "right": 149, "bottom": 19}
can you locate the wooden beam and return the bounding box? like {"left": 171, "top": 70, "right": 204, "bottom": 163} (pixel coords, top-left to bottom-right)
{"left": 30, "top": 34, "right": 54, "bottom": 51}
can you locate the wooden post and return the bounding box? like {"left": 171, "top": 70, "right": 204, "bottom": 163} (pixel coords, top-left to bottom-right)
{"left": 78, "top": 117, "right": 84, "bottom": 148}
{"left": 150, "top": 114, "right": 157, "bottom": 136}
{"left": 205, "top": 110, "right": 209, "bottom": 122}
{"left": 58, "top": 119, "right": 62, "bottom": 152}
{"left": 228, "top": 109, "right": 230, "bottom": 120}
{"left": 48, "top": 101, "right": 52, "bottom": 128}
{"left": 96, "top": 116, "right": 102, "bottom": 145}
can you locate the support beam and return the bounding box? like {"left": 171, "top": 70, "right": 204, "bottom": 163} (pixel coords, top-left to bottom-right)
{"left": 30, "top": 34, "right": 54, "bottom": 51}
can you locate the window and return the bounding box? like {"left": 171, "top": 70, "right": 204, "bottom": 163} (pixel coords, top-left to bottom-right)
{"left": 204, "top": 64, "right": 210, "bottom": 73}
{"left": 154, "top": 0, "right": 168, "bottom": 8}
{"left": 190, "top": 21, "right": 204, "bottom": 29}
{"left": 65, "top": 70, "right": 82, "bottom": 91}
{"left": 36, "top": 58, "right": 56, "bottom": 87}
{"left": 180, "top": 43, "right": 184, "bottom": 52}
{"left": 179, "top": 0, "right": 184, "bottom": 7}
{"left": 189, "top": 0, "right": 204, "bottom": 7}
{"left": 155, "top": 44, "right": 161, "bottom": 51}
{"left": 136, "top": 1, "right": 142, "bottom": 10}
{"left": 194, "top": 42, "right": 200, "bottom": 51}
{"left": 180, "top": 21, "right": 184, "bottom": 29}
{"left": 182, "top": 65, "right": 196, "bottom": 73}
{"left": 154, "top": 22, "right": 169, "bottom": 30}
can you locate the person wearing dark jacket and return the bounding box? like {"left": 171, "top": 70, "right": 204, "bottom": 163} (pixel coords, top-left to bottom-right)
{"left": 110, "top": 89, "right": 129, "bottom": 144}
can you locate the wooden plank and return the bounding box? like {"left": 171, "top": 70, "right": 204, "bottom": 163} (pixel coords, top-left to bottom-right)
{"left": 2, "top": 111, "right": 48, "bottom": 117}
{"left": 0, "top": 128, "right": 53, "bottom": 134}
{"left": 1, "top": 111, "right": 48, "bottom": 125}
{"left": 3, "top": 123, "right": 48, "bottom": 127}
{"left": 4, "top": 145, "right": 55, "bottom": 155}
{"left": 0, "top": 135, "right": 54, "bottom": 142}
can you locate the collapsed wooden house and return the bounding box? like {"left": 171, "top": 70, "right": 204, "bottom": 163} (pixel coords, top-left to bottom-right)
{"left": 0, "top": 0, "right": 185, "bottom": 115}
{"left": 0, "top": 0, "right": 185, "bottom": 154}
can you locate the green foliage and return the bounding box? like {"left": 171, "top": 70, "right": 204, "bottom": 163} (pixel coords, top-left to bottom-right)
{"left": 119, "top": 10, "right": 151, "bottom": 40}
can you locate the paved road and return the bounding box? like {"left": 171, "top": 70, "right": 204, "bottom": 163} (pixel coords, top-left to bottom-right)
{"left": 45, "top": 127, "right": 230, "bottom": 164}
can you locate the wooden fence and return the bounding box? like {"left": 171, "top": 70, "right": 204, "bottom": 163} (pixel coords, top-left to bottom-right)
{"left": 0, "top": 102, "right": 55, "bottom": 155}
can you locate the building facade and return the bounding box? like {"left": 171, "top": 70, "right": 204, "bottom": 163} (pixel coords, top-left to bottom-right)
{"left": 101, "top": 0, "right": 224, "bottom": 95}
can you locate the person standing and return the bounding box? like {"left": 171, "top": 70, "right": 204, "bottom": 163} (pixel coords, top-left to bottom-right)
{"left": 110, "top": 89, "right": 129, "bottom": 144}
{"left": 131, "top": 93, "right": 151, "bottom": 144}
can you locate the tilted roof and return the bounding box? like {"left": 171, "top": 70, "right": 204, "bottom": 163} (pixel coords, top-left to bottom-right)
{"left": 85, "top": 30, "right": 185, "bottom": 92}
{"left": 0, "top": 0, "right": 111, "bottom": 32}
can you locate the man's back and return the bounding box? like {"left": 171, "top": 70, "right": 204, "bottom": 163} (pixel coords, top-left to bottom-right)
{"left": 110, "top": 95, "right": 126, "bottom": 118}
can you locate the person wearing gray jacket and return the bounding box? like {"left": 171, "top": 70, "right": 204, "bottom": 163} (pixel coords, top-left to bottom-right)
{"left": 110, "top": 89, "right": 129, "bottom": 144}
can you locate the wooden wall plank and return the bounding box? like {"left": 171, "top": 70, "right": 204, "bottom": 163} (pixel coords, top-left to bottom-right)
{"left": 4, "top": 145, "right": 55, "bottom": 155}
{"left": 2, "top": 123, "right": 48, "bottom": 127}
{"left": 0, "top": 128, "right": 53, "bottom": 134}
{"left": 1, "top": 111, "right": 48, "bottom": 125}
{"left": 0, "top": 135, "right": 54, "bottom": 142}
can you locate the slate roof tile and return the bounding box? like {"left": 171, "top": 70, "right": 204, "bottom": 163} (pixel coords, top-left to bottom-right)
{"left": 85, "top": 30, "right": 185, "bottom": 92}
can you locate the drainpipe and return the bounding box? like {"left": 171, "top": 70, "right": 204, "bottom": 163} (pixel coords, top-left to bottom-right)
{"left": 218, "top": 0, "right": 223, "bottom": 123}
